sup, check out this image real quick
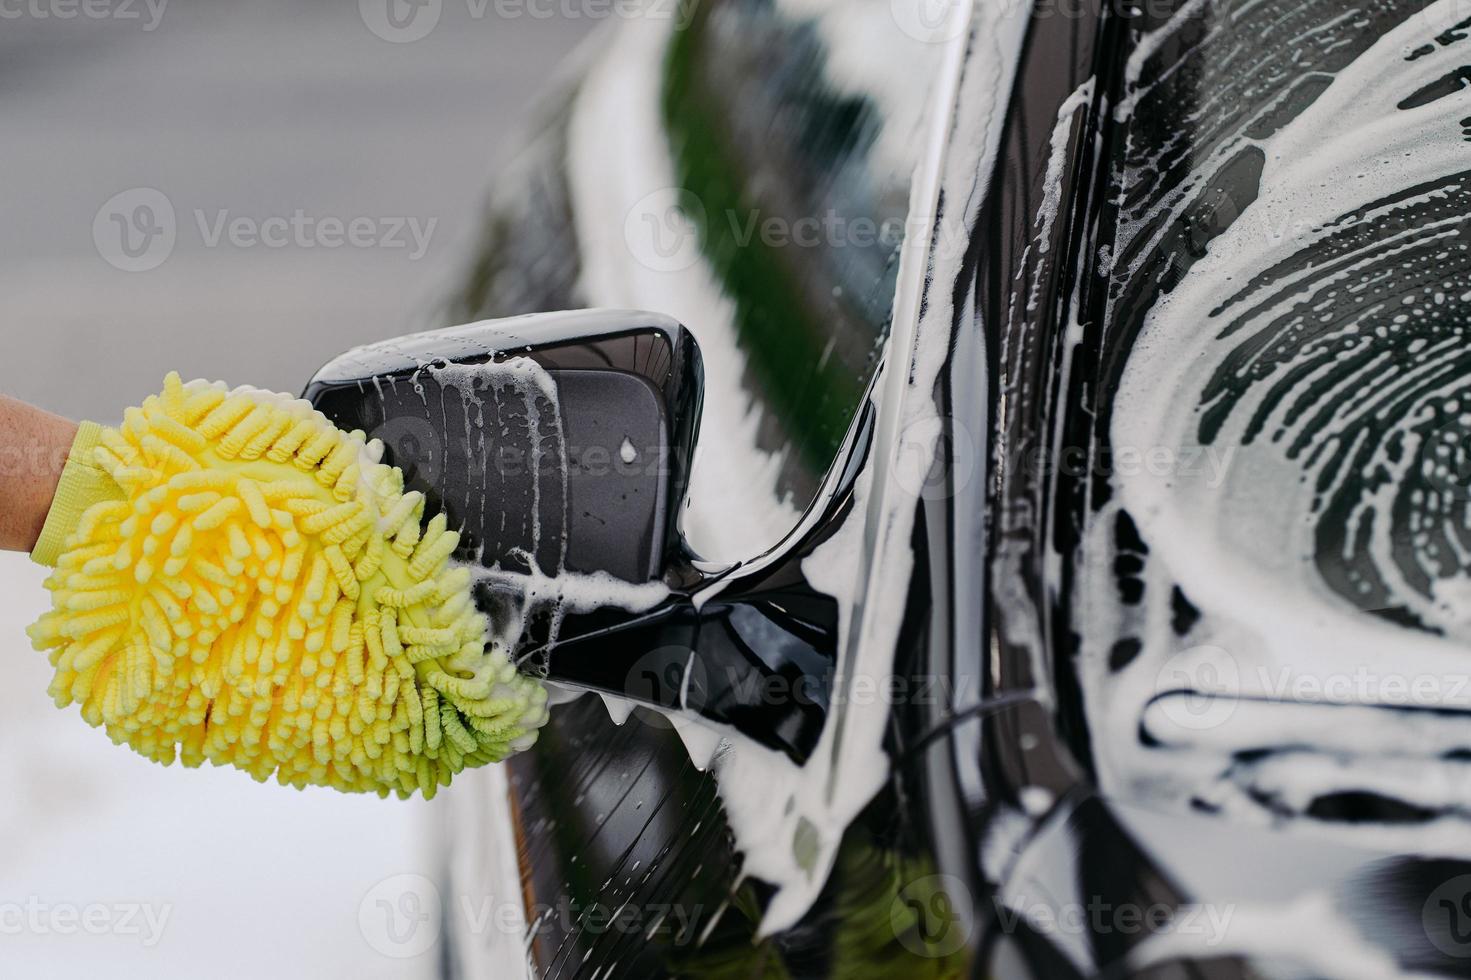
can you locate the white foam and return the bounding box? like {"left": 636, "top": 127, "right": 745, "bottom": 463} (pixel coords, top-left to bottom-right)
{"left": 1131, "top": 892, "right": 1405, "bottom": 980}
{"left": 597, "top": 692, "right": 637, "bottom": 727}
{"left": 1085, "top": 0, "right": 1471, "bottom": 829}
{"left": 669, "top": 716, "right": 725, "bottom": 772}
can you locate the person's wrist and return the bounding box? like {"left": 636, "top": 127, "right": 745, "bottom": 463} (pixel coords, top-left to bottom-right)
{"left": 31, "top": 421, "right": 121, "bottom": 567}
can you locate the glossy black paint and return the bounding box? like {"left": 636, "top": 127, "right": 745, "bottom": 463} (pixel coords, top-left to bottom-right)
{"left": 412, "top": 1, "right": 1471, "bottom": 978}
{"left": 947, "top": 0, "right": 1471, "bottom": 977}
{"left": 307, "top": 310, "right": 700, "bottom": 583}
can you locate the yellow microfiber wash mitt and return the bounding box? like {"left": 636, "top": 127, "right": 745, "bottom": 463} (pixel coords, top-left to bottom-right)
{"left": 26, "top": 373, "right": 548, "bottom": 798}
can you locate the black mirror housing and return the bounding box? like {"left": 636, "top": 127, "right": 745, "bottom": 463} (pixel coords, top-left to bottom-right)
{"left": 304, "top": 310, "right": 838, "bottom": 764}
{"left": 304, "top": 309, "right": 702, "bottom": 585}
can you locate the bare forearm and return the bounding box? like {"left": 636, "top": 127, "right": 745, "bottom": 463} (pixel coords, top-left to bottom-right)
{"left": 0, "top": 396, "right": 78, "bottom": 553}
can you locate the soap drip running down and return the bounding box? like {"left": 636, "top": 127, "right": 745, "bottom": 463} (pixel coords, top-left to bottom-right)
{"left": 336, "top": 340, "right": 673, "bottom": 682}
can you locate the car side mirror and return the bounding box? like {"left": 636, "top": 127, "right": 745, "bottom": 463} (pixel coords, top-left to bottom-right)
{"left": 304, "top": 310, "right": 838, "bottom": 763}
{"left": 304, "top": 309, "right": 701, "bottom": 585}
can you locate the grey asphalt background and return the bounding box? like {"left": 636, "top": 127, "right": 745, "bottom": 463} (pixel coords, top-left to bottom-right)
{"left": 1, "top": 0, "right": 594, "bottom": 421}
{"left": 0, "top": 5, "right": 592, "bottom": 976}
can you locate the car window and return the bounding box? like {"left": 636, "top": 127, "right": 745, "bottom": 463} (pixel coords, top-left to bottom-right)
{"left": 449, "top": 0, "right": 949, "bottom": 562}
{"left": 665, "top": 0, "right": 947, "bottom": 512}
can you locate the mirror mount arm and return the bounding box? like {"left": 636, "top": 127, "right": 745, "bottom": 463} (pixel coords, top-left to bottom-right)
{"left": 539, "top": 406, "right": 874, "bottom": 764}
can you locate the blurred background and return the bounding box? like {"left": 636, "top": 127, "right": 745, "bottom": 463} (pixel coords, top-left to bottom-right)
{"left": 0, "top": 2, "right": 593, "bottom": 975}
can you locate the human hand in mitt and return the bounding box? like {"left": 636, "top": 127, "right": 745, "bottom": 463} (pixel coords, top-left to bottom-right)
{"left": 1, "top": 374, "right": 547, "bottom": 799}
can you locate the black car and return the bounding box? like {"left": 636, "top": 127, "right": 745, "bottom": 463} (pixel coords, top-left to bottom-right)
{"left": 308, "top": 0, "right": 1471, "bottom": 976}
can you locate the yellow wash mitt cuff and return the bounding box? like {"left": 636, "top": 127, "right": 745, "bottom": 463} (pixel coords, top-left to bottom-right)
{"left": 26, "top": 373, "right": 548, "bottom": 799}
{"left": 32, "top": 421, "right": 124, "bottom": 569}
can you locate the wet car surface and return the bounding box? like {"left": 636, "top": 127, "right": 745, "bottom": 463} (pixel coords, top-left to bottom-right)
{"left": 390, "top": 0, "right": 1471, "bottom": 976}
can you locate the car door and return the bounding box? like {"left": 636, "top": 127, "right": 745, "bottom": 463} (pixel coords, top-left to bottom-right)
{"left": 964, "top": 0, "right": 1471, "bottom": 975}
{"left": 437, "top": 1, "right": 968, "bottom": 977}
